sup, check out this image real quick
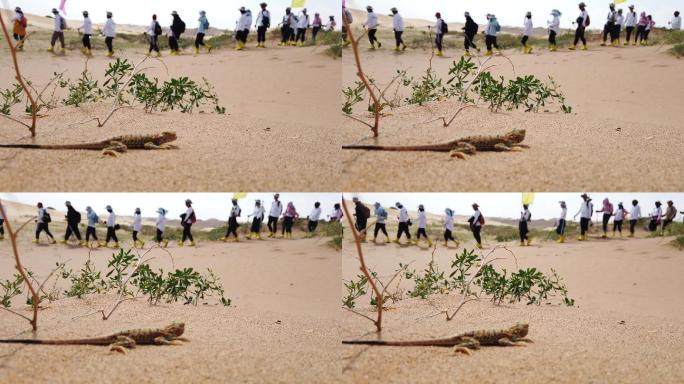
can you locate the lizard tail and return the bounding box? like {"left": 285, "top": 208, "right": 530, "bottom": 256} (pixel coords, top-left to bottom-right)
{"left": 341, "top": 144, "right": 452, "bottom": 152}
{"left": 0, "top": 144, "right": 100, "bottom": 150}
{"left": 342, "top": 339, "right": 456, "bottom": 347}
{"left": 0, "top": 338, "right": 110, "bottom": 345}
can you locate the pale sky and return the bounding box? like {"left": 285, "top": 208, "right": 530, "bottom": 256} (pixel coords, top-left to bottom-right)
{"left": 347, "top": 0, "right": 682, "bottom": 30}
{"left": 345, "top": 193, "right": 684, "bottom": 221}
{"left": 5, "top": 0, "right": 340, "bottom": 29}
{"left": 0, "top": 193, "right": 341, "bottom": 221}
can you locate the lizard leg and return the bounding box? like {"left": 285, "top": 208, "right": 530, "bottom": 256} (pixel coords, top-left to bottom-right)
{"left": 449, "top": 151, "right": 468, "bottom": 160}
{"left": 101, "top": 143, "right": 128, "bottom": 158}
{"left": 171, "top": 336, "right": 190, "bottom": 342}
{"left": 144, "top": 142, "right": 179, "bottom": 150}
{"left": 109, "top": 336, "right": 136, "bottom": 354}
{"left": 450, "top": 143, "right": 476, "bottom": 160}
{"left": 494, "top": 143, "right": 512, "bottom": 152}
{"left": 515, "top": 337, "right": 534, "bottom": 343}
{"left": 497, "top": 337, "right": 527, "bottom": 347}
{"left": 154, "top": 336, "right": 185, "bottom": 345}
{"left": 452, "top": 337, "right": 480, "bottom": 355}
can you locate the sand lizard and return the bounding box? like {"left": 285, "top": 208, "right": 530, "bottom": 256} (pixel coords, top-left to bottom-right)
{"left": 0, "top": 131, "right": 178, "bottom": 157}
{"left": 342, "top": 323, "right": 532, "bottom": 355}
{"left": 342, "top": 129, "right": 528, "bottom": 159}
{"left": 0, "top": 322, "right": 187, "bottom": 354}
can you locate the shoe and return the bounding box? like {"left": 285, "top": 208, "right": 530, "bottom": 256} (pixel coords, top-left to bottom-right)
{"left": 436, "top": 50, "right": 444, "bottom": 57}
{"left": 601, "top": 234, "right": 607, "bottom": 239}
{"left": 112, "top": 242, "right": 120, "bottom": 249}
{"left": 549, "top": 45, "right": 557, "bottom": 52}
{"left": 526, "top": 239, "right": 532, "bottom": 246}
{"left": 484, "top": 50, "right": 493, "bottom": 57}
{"left": 268, "top": 233, "right": 275, "bottom": 238}
{"left": 207, "top": 44, "right": 213, "bottom": 52}
{"left": 612, "top": 232, "right": 616, "bottom": 238}
{"left": 163, "top": 239, "right": 169, "bottom": 248}
{"left": 427, "top": 240, "right": 433, "bottom": 247}
{"left": 581, "top": 45, "right": 588, "bottom": 50}
{"left": 385, "top": 238, "right": 390, "bottom": 244}
{"left": 278, "top": 42, "right": 284, "bottom": 46}
{"left": 222, "top": 236, "right": 229, "bottom": 242}
{"left": 402, "top": 43, "right": 407, "bottom": 51}
{"left": 526, "top": 44, "right": 532, "bottom": 54}
{"left": 86, "top": 49, "right": 92, "bottom": 56}
{"left": 475, "top": 242, "right": 483, "bottom": 249}
{"left": 369, "top": 45, "right": 376, "bottom": 50}
{"left": 47, "top": 47, "right": 54, "bottom": 53}
{"left": 49, "top": 239, "right": 57, "bottom": 244}
{"left": 410, "top": 240, "right": 417, "bottom": 246}
{"left": 190, "top": 241, "right": 197, "bottom": 246}
{"left": 568, "top": 44, "right": 576, "bottom": 50}
{"left": 32, "top": 239, "right": 39, "bottom": 244}
{"left": 600, "top": 42, "right": 606, "bottom": 46}
{"left": 475, "top": 47, "right": 481, "bottom": 52}
{"left": 624, "top": 42, "right": 629, "bottom": 46}
{"left": 59, "top": 240, "right": 67, "bottom": 244}
{"left": 394, "top": 47, "right": 400, "bottom": 51}
{"left": 234, "top": 237, "right": 240, "bottom": 242}
{"left": 170, "top": 50, "right": 178, "bottom": 56}
{"left": 557, "top": 235, "right": 565, "bottom": 243}
{"left": 464, "top": 50, "right": 470, "bottom": 57}
{"left": 195, "top": 47, "right": 200, "bottom": 54}
{"left": 377, "top": 42, "right": 382, "bottom": 48}
{"left": 178, "top": 241, "right": 184, "bottom": 247}
{"left": 520, "top": 241, "right": 525, "bottom": 246}
{"left": 139, "top": 240, "right": 145, "bottom": 247}
{"left": 106, "top": 52, "right": 113, "bottom": 57}
{"left": 442, "top": 241, "right": 448, "bottom": 247}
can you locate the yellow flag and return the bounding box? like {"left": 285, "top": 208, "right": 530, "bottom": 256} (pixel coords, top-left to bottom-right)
{"left": 522, "top": 192, "right": 535, "bottom": 206}
{"left": 613, "top": 0, "right": 627, "bottom": 4}
{"left": 291, "top": 0, "right": 306, "bottom": 8}
{"left": 232, "top": 192, "right": 248, "bottom": 200}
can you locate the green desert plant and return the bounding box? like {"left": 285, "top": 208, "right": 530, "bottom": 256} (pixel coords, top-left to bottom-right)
{"left": 0, "top": 273, "right": 24, "bottom": 308}
{"left": 343, "top": 274, "right": 368, "bottom": 309}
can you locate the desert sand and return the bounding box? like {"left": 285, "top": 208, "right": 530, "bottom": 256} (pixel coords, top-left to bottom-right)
{"left": 0, "top": 216, "right": 342, "bottom": 383}
{"left": 341, "top": 43, "right": 684, "bottom": 191}
{"left": 0, "top": 26, "right": 341, "bottom": 191}
{"left": 340, "top": 226, "right": 684, "bottom": 383}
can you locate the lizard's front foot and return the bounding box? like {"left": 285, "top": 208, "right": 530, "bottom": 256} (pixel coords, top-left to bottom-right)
{"left": 494, "top": 143, "right": 513, "bottom": 152}
{"left": 101, "top": 142, "right": 128, "bottom": 157}
{"left": 449, "top": 151, "right": 468, "bottom": 160}
{"left": 109, "top": 336, "right": 136, "bottom": 354}
{"left": 144, "top": 142, "right": 179, "bottom": 150}
{"left": 497, "top": 337, "right": 527, "bottom": 347}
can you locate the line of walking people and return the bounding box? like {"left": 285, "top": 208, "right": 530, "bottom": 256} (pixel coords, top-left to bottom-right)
{"left": 1, "top": 197, "right": 343, "bottom": 249}
{"left": 9, "top": 3, "right": 336, "bottom": 57}
{"left": 347, "top": 4, "right": 681, "bottom": 58}
{"left": 351, "top": 195, "right": 680, "bottom": 250}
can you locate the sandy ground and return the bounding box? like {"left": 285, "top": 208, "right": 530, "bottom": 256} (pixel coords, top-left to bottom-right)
{"left": 340, "top": 233, "right": 684, "bottom": 383}
{"left": 0, "top": 233, "right": 342, "bottom": 383}
{"left": 0, "top": 42, "right": 341, "bottom": 191}
{"left": 341, "top": 45, "right": 684, "bottom": 191}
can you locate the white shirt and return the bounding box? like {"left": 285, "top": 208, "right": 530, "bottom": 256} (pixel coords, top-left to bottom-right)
{"left": 230, "top": 204, "right": 241, "bottom": 218}
{"left": 297, "top": 13, "right": 309, "bottom": 29}
{"left": 82, "top": 17, "right": 93, "bottom": 34}
{"left": 578, "top": 10, "right": 589, "bottom": 27}
{"left": 37, "top": 208, "right": 47, "bottom": 223}
{"left": 625, "top": 12, "right": 636, "bottom": 27}
{"left": 548, "top": 16, "right": 560, "bottom": 33}
{"left": 103, "top": 19, "right": 116, "bottom": 37}
{"left": 417, "top": 211, "right": 427, "bottom": 228}
{"left": 148, "top": 20, "right": 157, "bottom": 34}
{"left": 520, "top": 209, "right": 531, "bottom": 222}
{"left": 183, "top": 207, "right": 194, "bottom": 224}
{"left": 471, "top": 210, "right": 482, "bottom": 227}
{"left": 393, "top": 13, "right": 404, "bottom": 32}
{"left": 523, "top": 18, "right": 533, "bottom": 36}
{"left": 444, "top": 214, "right": 454, "bottom": 231}
{"left": 269, "top": 200, "right": 283, "bottom": 217}
{"left": 575, "top": 201, "right": 593, "bottom": 219}
{"left": 652, "top": 206, "right": 662, "bottom": 218}
{"left": 156, "top": 214, "right": 166, "bottom": 231}
{"left": 559, "top": 207, "right": 567, "bottom": 220}
{"left": 54, "top": 14, "right": 63, "bottom": 32}
{"left": 289, "top": 15, "right": 298, "bottom": 29}
{"left": 672, "top": 16, "right": 682, "bottom": 30}
{"left": 607, "top": 10, "right": 616, "bottom": 23}
{"left": 252, "top": 206, "right": 265, "bottom": 220}
{"left": 364, "top": 12, "right": 378, "bottom": 29}
{"left": 398, "top": 207, "right": 409, "bottom": 223}
{"left": 615, "top": 208, "right": 626, "bottom": 221}
{"left": 107, "top": 211, "right": 116, "bottom": 227}
{"left": 133, "top": 213, "right": 142, "bottom": 231}
{"left": 435, "top": 18, "right": 444, "bottom": 34}
{"left": 309, "top": 207, "right": 322, "bottom": 221}
{"left": 616, "top": 14, "right": 624, "bottom": 26}
{"left": 239, "top": 13, "right": 252, "bottom": 30}
{"left": 256, "top": 10, "right": 270, "bottom": 27}
{"left": 630, "top": 205, "right": 641, "bottom": 220}
{"left": 330, "top": 208, "right": 342, "bottom": 221}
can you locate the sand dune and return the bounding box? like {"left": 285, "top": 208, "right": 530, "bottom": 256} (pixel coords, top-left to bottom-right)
{"left": 341, "top": 235, "right": 684, "bottom": 383}
{"left": 341, "top": 45, "right": 684, "bottom": 191}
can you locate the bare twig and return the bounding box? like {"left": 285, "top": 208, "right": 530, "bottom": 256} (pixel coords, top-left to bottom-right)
{"left": 342, "top": 197, "right": 383, "bottom": 332}
{"left": 0, "top": 11, "right": 37, "bottom": 136}
{"left": 343, "top": 7, "right": 380, "bottom": 137}
{"left": 0, "top": 200, "right": 39, "bottom": 330}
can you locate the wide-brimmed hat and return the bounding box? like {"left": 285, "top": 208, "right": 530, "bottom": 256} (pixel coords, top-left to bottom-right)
{"left": 390, "top": 7, "right": 398, "bottom": 13}
{"left": 106, "top": 205, "right": 112, "bottom": 210}
{"left": 580, "top": 193, "right": 589, "bottom": 199}
{"left": 472, "top": 203, "right": 479, "bottom": 208}
{"left": 579, "top": 2, "right": 587, "bottom": 7}
{"left": 65, "top": 201, "right": 71, "bottom": 206}
{"left": 52, "top": 8, "right": 58, "bottom": 14}
{"left": 157, "top": 208, "right": 166, "bottom": 214}
{"left": 185, "top": 199, "right": 192, "bottom": 204}
{"left": 171, "top": 10, "right": 178, "bottom": 15}
{"left": 106, "top": 11, "right": 112, "bottom": 17}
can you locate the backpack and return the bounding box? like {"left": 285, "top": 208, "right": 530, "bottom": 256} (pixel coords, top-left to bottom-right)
{"left": 203, "top": 19, "right": 210, "bottom": 29}
{"left": 478, "top": 214, "right": 485, "bottom": 225}
{"left": 74, "top": 211, "right": 82, "bottom": 224}
{"left": 154, "top": 21, "right": 162, "bottom": 36}
{"left": 360, "top": 204, "right": 371, "bottom": 219}
{"left": 379, "top": 210, "right": 388, "bottom": 219}
{"left": 585, "top": 14, "right": 591, "bottom": 27}
{"left": 21, "top": 16, "right": 27, "bottom": 28}
{"left": 59, "top": 16, "right": 67, "bottom": 30}
{"left": 92, "top": 213, "right": 99, "bottom": 223}
{"left": 43, "top": 211, "right": 52, "bottom": 223}
{"left": 441, "top": 20, "right": 449, "bottom": 34}
{"left": 179, "top": 19, "right": 186, "bottom": 34}
{"left": 190, "top": 210, "right": 197, "bottom": 224}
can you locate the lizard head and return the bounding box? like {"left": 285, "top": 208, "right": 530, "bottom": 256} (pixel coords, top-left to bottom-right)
{"left": 505, "top": 129, "right": 526, "bottom": 143}
{"left": 164, "top": 322, "right": 185, "bottom": 337}
{"left": 510, "top": 323, "right": 529, "bottom": 337}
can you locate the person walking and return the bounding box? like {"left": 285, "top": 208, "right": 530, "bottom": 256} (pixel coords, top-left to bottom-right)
{"left": 624, "top": 5, "right": 637, "bottom": 45}
{"left": 326, "top": 15, "right": 337, "bottom": 31}
{"left": 443, "top": 208, "right": 459, "bottom": 248}
{"left": 236, "top": 7, "right": 252, "bottom": 50}
{"left": 648, "top": 201, "right": 663, "bottom": 232}
{"left": 224, "top": 198, "right": 242, "bottom": 242}
{"left": 628, "top": 199, "right": 641, "bottom": 237}
{"left": 635, "top": 12, "right": 648, "bottom": 45}
{"left": 311, "top": 12, "right": 322, "bottom": 43}
{"left": 268, "top": 193, "right": 283, "bottom": 238}
{"left": 643, "top": 15, "right": 655, "bottom": 44}
{"left": 522, "top": 12, "right": 533, "bottom": 54}
{"left": 548, "top": 9, "right": 561, "bottom": 51}
{"left": 670, "top": 11, "right": 682, "bottom": 30}
{"left": 61, "top": 201, "right": 84, "bottom": 246}
{"left": 307, "top": 202, "right": 322, "bottom": 234}
{"left": 601, "top": 3, "right": 617, "bottom": 46}
{"left": 247, "top": 199, "right": 265, "bottom": 240}
{"left": 363, "top": 6, "right": 381, "bottom": 49}
{"left": 569, "top": 2, "right": 589, "bottom": 50}
{"left": 288, "top": 10, "right": 299, "bottom": 45}
{"left": 84, "top": 206, "right": 101, "bottom": 248}
{"left": 103, "top": 11, "right": 116, "bottom": 57}
{"left": 556, "top": 201, "right": 567, "bottom": 243}
{"left": 433, "top": 12, "right": 447, "bottom": 57}
{"left": 147, "top": 15, "right": 162, "bottom": 57}
{"left": 391, "top": 7, "right": 407, "bottom": 51}
{"left": 104, "top": 205, "right": 119, "bottom": 248}
{"left": 661, "top": 200, "right": 677, "bottom": 236}
{"left": 12, "top": 7, "right": 27, "bottom": 50}
{"left": 372, "top": 202, "right": 390, "bottom": 243}
{"left": 195, "top": 11, "right": 212, "bottom": 54}
{"left": 0, "top": 204, "right": 4, "bottom": 241}
{"left": 155, "top": 208, "right": 169, "bottom": 248}
{"left": 33, "top": 203, "right": 56, "bottom": 244}
{"left": 78, "top": 11, "right": 93, "bottom": 56}
{"left": 295, "top": 8, "right": 310, "bottom": 46}
{"left": 47, "top": 8, "right": 66, "bottom": 54}
{"left": 596, "top": 198, "right": 614, "bottom": 238}
{"left": 279, "top": 7, "right": 295, "bottom": 46}
{"left": 169, "top": 11, "right": 186, "bottom": 55}
{"left": 329, "top": 203, "right": 343, "bottom": 222}
{"left": 573, "top": 193, "right": 594, "bottom": 241}
{"left": 282, "top": 202, "right": 298, "bottom": 239}
{"left": 132, "top": 208, "right": 144, "bottom": 248}
{"left": 485, "top": 14, "right": 501, "bottom": 56}
{"left": 255, "top": 3, "right": 270, "bottom": 48}
{"left": 613, "top": 202, "right": 627, "bottom": 237}
{"left": 468, "top": 203, "right": 484, "bottom": 249}
{"left": 394, "top": 202, "right": 411, "bottom": 244}
{"left": 352, "top": 197, "right": 370, "bottom": 242}
{"left": 462, "top": 12, "right": 479, "bottom": 56}
{"left": 342, "top": 7, "right": 353, "bottom": 46}
{"left": 519, "top": 204, "right": 532, "bottom": 246}
{"left": 415, "top": 204, "right": 432, "bottom": 247}
{"left": 179, "top": 199, "right": 196, "bottom": 246}
{"left": 613, "top": 9, "right": 624, "bottom": 46}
